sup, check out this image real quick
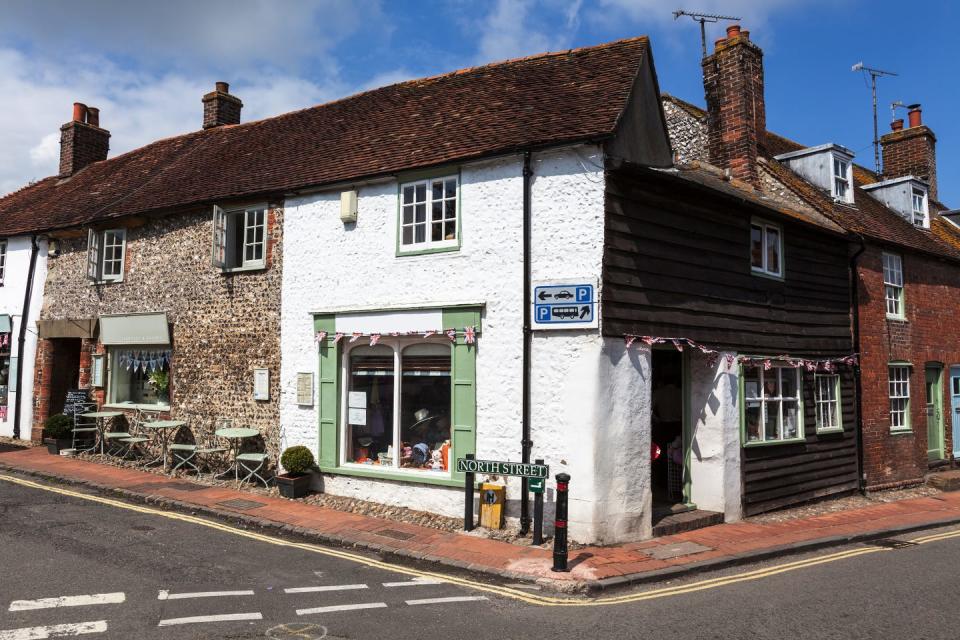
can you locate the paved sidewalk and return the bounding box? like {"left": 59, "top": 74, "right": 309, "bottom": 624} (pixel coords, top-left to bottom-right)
{"left": 3, "top": 446, "right": 960, "bottom": 592}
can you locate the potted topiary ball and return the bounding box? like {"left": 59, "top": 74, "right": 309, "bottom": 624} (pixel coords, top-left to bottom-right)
{"left": 43, "top": 414, "right": 74, "bottom": 455}
{"left": 277, "top": 445, "right": 315, "bottom": 498}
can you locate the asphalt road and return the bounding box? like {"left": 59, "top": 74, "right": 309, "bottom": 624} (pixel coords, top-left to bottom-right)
{"left": 1, "top": 476, "right": 959, "bottom": 639}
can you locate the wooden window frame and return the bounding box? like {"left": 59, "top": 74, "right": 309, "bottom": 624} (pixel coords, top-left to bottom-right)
{"left": 815, "top": 374, "right": 843, "bottom": 433}
{"left": 750, "top": 219, "right": 784, "bottom": 279}
{"left": 882, "top": 252, "right": 905, "bottom": 319}
{"left": 911, "top": 188, "right": 929, "bottom": 228}
{"left": 889, "top": 364, "right": 911, "bottom": 432}
{"left": 741, "top": 364, "right": 805, "bottom": 446}
{"left": 86, "top": 228, "right": 126, "bottom": 284}
{"left": 832, "top": 156, "right": 850, "bottom": 202}
{"left": 397, "top": 175, "right": 460, "bottom": 255}
{"left": 212, "top": 204, "right": 267, "bottom": 272}
{"left": 0, "top": 240, "right": 7, "bottom": 286}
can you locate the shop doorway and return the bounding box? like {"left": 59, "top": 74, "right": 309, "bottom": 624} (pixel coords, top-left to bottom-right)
{"left": 651, "top": 349, "right": 686, "bottom": 517}
{"left": 48, "top": 339, "right": 81, "bottom": 416}
{"left": 925, "top": 364, "right": 945, "bottom": 463}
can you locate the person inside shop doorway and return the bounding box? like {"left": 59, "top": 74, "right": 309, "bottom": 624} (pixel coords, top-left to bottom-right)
{"left": 651, "top": 349, "right": 684, "bottom": 513}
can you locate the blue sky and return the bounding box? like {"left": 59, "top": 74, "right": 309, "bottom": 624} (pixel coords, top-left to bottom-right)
{"left": 1, "top": 0, "right": 955, "bottom": 204}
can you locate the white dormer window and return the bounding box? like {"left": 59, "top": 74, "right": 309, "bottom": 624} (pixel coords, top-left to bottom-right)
{"left": 774, "top": 143, "right": 855, "bottom": 205}
{"left": 912, "top": 188, "right": 928, "bottom": 228}
{"left": 833, "top": 157, "right": 850, "bottom": 202}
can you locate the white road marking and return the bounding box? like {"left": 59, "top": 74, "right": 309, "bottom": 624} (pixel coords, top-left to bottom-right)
{"left": 296, "top": 602, "right": 387, "bottom": 616}
{"left": 382, "top": 578, "right": 445, "bottom": 588}
{"left": 157, "top": 613, "right": 263, "bottom": 627}
{"left": 284, "top": 584, "right": 368, "bottom": 594}
{"left": 8, "top": 593, "right": 125, "bottom": 612}
{"left": 0, "top": 620, "right": 108, "bottom": 639}
{"left": 406, "top": 596, "right": 489, "bottom": 606}
{"left": 157, "top": 589, "right": 255, "bottom": 600}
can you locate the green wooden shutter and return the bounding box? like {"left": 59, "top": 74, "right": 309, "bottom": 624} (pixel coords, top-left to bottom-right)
{"left": 315, "top": 314, "right": 339, "bottom": 469}
{"left": 8, "top": 356, "right": 18, "bottom": 393}
{"left": 443, "top": 307, "right": 480, "bottom": 483}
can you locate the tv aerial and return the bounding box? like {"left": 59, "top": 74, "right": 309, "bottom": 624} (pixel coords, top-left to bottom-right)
{"left": 673, "top": 9, "right": 742, "bottom": 58}
{"left": 852, "top": 62, "right": 897, "bottom": 175}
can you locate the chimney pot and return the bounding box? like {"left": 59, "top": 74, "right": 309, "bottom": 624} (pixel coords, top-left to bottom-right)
{"left": 72, "top": 102, "right": 88, "bottom": 123}
{"left": 891, "top": 118, "right": 904, "bottom": 132}
{"left": 740, "top": 30, "right": 750, "bottom": 40}
{"left": 726, "top": 24, "right": 741, "bottom": 39}
{"left": 86, "top": 107, "right": 100, "bottom": 128}
{"left": 216, "top": 81, "right": 230, "bottom": 93}
{"left": 908, "top": 105, "right": 922, "bottom": 128}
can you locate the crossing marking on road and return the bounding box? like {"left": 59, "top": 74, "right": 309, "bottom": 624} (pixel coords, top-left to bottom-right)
{"left": 1, "top": 473, "right": 941, "bottom": 608}
{"left": 8, "top": 593, "right": 125, "bottom": 612}
{"left": 157, "top": 612, "right": 263, "bottom": 627}
{"left": 383, "top": 578, "right": 445, "bottom": 587}
{"left": 0, "top": 620, "right": 108, "bottom": 639}
{"left": 284, "top": 584, "right": 367, "bottom": 594}
{"left": 296, "top": 602, "right": 387, "bottom": 616}
{"left": 406, "top": 596, "right": 489, "bottom": 606}
{"left": 157, "top": 589, "right": 255, "bottom": 600}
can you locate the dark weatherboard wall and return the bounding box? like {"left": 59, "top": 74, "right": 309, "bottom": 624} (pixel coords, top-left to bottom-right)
{"left": 602, "top": 162, "right": 859, "bottom": 515}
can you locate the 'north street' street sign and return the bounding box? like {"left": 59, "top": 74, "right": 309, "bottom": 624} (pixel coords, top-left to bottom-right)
{"left": 532, "top": 279, "right": 598, "bottom": 330}
{"left": 456, "top": 457, "right": 549, "bottom": 479}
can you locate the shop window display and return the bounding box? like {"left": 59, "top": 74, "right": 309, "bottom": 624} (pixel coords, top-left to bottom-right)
{"left": 108, "top": 346, "right": 171, "bottom": 407}
{"left": 345, "top": 340, "right": 452, "bottom": 473}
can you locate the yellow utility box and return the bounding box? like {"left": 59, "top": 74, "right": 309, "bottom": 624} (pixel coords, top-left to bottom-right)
{"left": 479, "top": 483, "right": 506, "bottom": 529}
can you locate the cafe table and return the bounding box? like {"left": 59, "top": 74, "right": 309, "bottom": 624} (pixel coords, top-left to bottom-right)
{"left": 214, "top": 427, "right": 260, "bottom": 482}
{"left": 79, "top": 411, "right": 124, "bottom": 455}
{"left": 143, "top": 420, "right": 187, "bottom": 473}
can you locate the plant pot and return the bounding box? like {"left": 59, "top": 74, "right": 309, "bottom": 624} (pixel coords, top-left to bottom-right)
{"left": 276, "top": 473, "right": 311, "bottom": 499}
{"left": 44, "top": 437, "right": 71, "bottom": 455}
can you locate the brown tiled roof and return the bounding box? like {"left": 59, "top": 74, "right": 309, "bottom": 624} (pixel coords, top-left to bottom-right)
{"left": 0, "top": 37, "right": 650, "bottom": 236}
{"left": 663, "top": 94, "right": 960, "bottom": 260}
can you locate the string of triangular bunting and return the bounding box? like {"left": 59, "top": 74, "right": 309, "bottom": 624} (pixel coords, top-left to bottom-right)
{"left": 314, "top": 327, "right": 478, "bottom": 346}
{"left": 118, "top": 349, "right": 172, "bottom": 373}
{"left": 623, "top": 334, "right": 858, "bottom": 373}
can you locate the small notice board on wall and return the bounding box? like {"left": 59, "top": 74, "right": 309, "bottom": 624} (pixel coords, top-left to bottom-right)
{"left": 253, "top": 368, "right": 270, "bottom": 401}
{"left": 296, "top": 373, "right": 314, "bottom": 406}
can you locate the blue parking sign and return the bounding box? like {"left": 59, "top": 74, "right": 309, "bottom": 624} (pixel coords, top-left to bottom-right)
{"left": 576, "top": 286, "right": 591, "bottom": 303}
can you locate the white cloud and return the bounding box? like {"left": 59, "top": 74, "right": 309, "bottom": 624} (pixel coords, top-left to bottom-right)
{"left": 474, "top": 0, "right": 581, "bottom": 64}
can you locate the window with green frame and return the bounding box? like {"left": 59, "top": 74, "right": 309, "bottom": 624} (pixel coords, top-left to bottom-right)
{"left": 814, "top": 374, "right": 843, "bottom": 433}
{"left": 742, "top": 364, "right": 803, "bottom": 445}
{"left": 313, "top": 307, "right": 479, "bottom": 486}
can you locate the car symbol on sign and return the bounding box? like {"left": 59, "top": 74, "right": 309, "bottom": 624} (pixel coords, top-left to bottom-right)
{"left": 554, "top": 290, "right": 574, "bottom": 300}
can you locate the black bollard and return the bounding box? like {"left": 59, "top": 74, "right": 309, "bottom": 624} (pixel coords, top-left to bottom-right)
{"left": 552, "top": 472, "right": 570, "bottom": 572}
{"left": 464, "top": 453, "right": 475, "bottom": 531}
{"left": 533, "top": 458, "right": 545, "bottom": 545}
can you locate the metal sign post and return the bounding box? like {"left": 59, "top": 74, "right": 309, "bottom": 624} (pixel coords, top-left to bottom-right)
{"left": 463, "top": 453, "right": 475, "bottom": 531}
{"left": 532, "top": 458, "right": 545, "bottom": 545}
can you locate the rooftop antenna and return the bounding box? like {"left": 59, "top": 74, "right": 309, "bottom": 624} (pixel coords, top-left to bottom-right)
{"left": 851, "top": 62, "right": 897, "bottom": 175}
{"left": 890, "top": 100, "right": 905, "bottom": 121}
{"left": 673, "top": 9, "right": 742, "bottom": 58}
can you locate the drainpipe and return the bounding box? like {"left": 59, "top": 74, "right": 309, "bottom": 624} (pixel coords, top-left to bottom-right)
{"left": 13, "top": 235, "right": 40, "bottom": 440}
{"left": 520, "top": 151, "right": 533, "bottom": 535}
{"left": 850, "top": 234, "right": 867, "bottom": 493}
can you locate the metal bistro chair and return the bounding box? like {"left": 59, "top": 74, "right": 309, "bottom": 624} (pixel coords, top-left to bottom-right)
{"left": 172, "top": 418, "right": 230, "bottom": 477}
{"left": 237, "top": 450, "right": 270, "bottom": 488}
{"left": 71, "top": 403, "right": 99, "bottom": 454}
{"left": 118, "top": 409, "right": 160, "bottom": 460}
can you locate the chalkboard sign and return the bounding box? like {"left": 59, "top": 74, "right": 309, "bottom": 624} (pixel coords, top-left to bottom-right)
{"left": 63, "top": 389, "right": 92, "bottom": 417}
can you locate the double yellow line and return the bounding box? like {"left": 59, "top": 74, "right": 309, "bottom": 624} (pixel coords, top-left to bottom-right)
{"left": 0, "top": 473, "right": 948, "bottom": 607}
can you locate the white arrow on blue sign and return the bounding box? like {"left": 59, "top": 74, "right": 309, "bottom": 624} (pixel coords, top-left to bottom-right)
{"left": 532, "top": 280, "right": 598, "bottom": 330}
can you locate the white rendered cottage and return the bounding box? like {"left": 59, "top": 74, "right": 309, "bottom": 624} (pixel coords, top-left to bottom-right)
{"left": 278, "top": 37, "right": 674, "bottom": 543}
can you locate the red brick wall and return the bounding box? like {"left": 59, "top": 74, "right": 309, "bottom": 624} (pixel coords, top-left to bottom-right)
{"left": 858, "top": 243, "right": 959, "bottom": 488}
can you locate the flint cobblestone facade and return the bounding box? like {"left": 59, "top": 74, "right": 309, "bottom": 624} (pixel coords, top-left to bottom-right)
{"left": 32, "top": 206, "right": 283, "bottom": 456}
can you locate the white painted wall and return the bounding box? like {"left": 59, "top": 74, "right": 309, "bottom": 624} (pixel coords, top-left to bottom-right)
{"left": 687, "top": 350, "right": 742, "bottom": 521}
{"left": 0, "top": 236, "right": 47, "bottom": 440}
{"left": 280, "top": 145, "right": 653, "bottom": 543}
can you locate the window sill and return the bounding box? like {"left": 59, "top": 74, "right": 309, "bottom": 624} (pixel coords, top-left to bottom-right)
{"left": 220, "top": 264, "right": 266, "bottom": 275}
{"left": 886, "top": 314, "right": 907, "bottom": 321}
{"left": 750, "top": 268, "right": 785, "bottom": 282}
{"left": 89, "top": 279, "right": 123, "bottom": 286}
{"left": 815, "top": 427, "right": 844, "bottom": 435}
{"left": 319, "top": 463, "right": 460, "bottom": 488}
{"left": 103, "top": 402, "right": 170, "bottom": 412}
{"left": 396, "top": 244, "right": 460, "bottom": 258}
{"left": 743, "top": 436, "right": 805, "bottom": 448}
{"left": 889, "top": 428, "right": 913, "bottom": 436}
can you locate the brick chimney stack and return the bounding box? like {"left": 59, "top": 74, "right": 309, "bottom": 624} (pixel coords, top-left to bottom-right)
{"left": 702, "top": 24, "right": 766, "bottom": 186}
{"left": 202, "top": 81, "right": 243, "bottom": 129}
{"left": 59, "top": 102, "right": 110, "bottom": 177}
{"left": 881, "top": 104, "right": 937, "bottom": 200}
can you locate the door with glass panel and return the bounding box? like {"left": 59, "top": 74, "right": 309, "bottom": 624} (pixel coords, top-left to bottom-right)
{"left": 925, "top": 365, "right": 944, "bottom": 462}
{"left": 950, "top": 366, "right": 960, "bottom": 459}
